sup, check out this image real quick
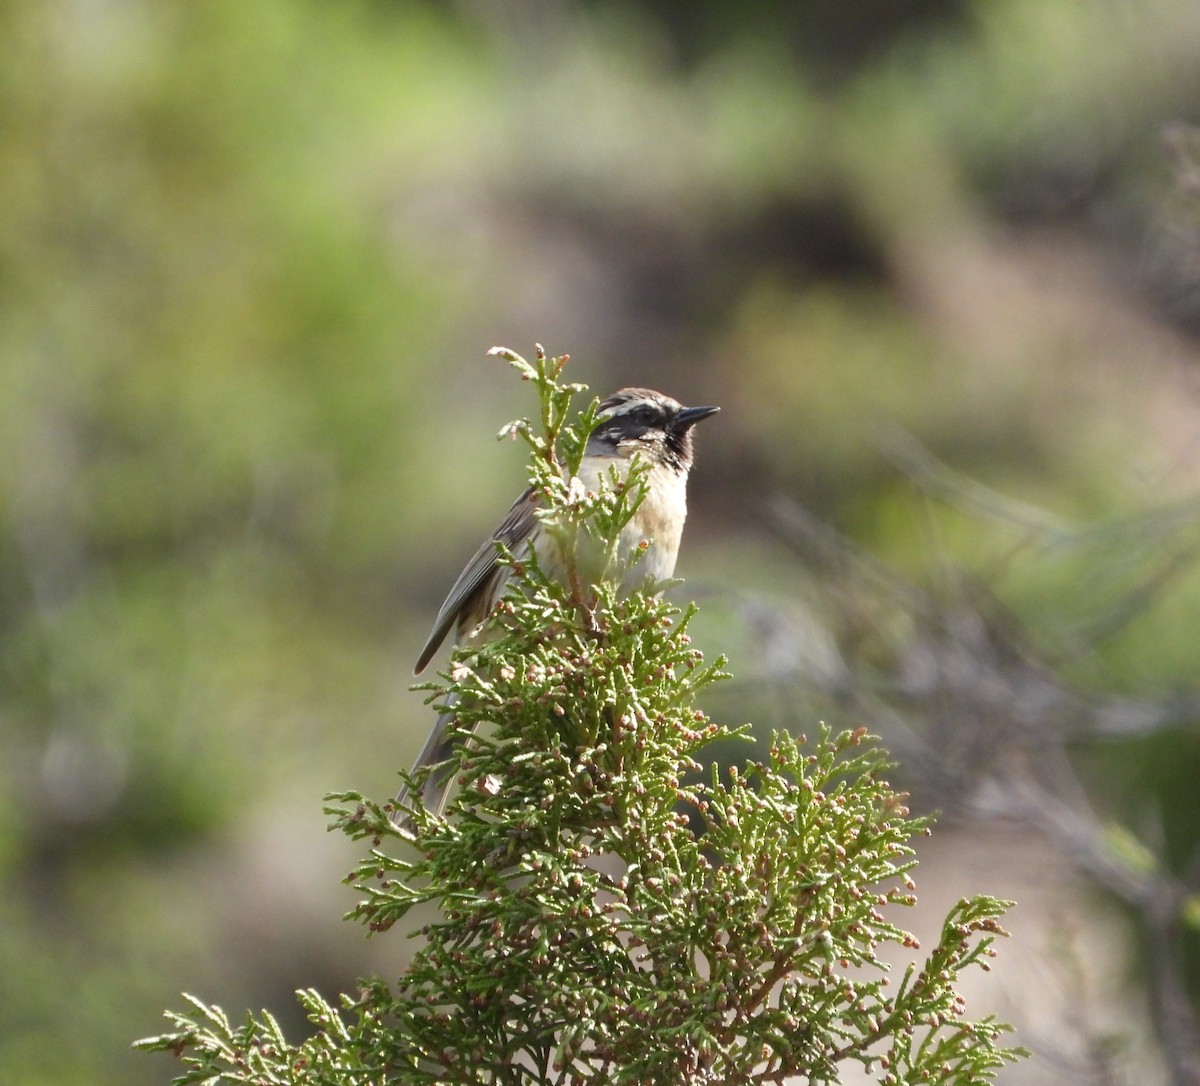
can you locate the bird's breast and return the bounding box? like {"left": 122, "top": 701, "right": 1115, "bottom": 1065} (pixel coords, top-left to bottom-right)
{"left": 625, "top": 463, "right": 687, "bottom": 580}
{"left": 575, "top": 456, "right": 688, "bottom": 584}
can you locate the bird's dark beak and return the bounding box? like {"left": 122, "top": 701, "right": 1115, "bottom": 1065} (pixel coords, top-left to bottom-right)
{"left": 676, "top": 404, "right": 720, "bottom": 428}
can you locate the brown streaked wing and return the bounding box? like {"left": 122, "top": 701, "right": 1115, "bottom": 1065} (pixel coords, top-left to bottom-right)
{"left": 413, "top": 486, "right": 541, "bottom": 674}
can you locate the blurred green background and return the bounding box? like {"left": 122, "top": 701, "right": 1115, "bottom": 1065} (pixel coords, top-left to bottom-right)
{"left": 5, "top": 1, "right": 1200, "bottom": 1083}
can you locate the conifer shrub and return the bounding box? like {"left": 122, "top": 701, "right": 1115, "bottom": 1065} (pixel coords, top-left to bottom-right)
{"left": 138, "top": 347, "right": 1024, "bottom": 1084}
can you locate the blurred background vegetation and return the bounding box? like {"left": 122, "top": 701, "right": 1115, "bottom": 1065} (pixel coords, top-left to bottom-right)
{"left": 5, "top": 1, "right": 1200, "bottom": 1083}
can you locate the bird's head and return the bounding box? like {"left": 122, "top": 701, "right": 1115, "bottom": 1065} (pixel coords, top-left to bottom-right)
{"left": 585, "top": 388, "right": 719, "bottom": 473}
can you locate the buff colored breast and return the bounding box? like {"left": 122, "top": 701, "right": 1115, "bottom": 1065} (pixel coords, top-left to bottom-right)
{"left": 575, "top": 455, "right": 688, "bottom": 585}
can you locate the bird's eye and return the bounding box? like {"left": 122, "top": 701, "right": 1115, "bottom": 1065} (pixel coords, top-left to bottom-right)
{"left": 635, "top": 406, "right": 658, "bottom": 424}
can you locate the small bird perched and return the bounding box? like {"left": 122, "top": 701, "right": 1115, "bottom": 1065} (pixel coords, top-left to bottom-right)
{"left": 396, "top": 387, "right": 719, "bottom": 823}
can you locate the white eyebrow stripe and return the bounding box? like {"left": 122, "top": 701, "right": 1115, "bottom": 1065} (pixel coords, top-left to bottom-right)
{"left": 601, "top": 396, "right": 660, "bottom": 419}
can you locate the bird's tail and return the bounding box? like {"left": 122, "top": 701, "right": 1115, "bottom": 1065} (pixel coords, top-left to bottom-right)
{"left": 393, "top": 694, "right": 461, "bottom": 828}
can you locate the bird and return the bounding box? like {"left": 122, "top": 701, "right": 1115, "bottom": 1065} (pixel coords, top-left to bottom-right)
{"left": 395, "top": 387, "right": 719, "bottom": 824}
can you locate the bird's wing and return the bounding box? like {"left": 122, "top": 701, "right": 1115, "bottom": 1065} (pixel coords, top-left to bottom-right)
{"left": 413, "top": 486, "right": 541, "bottom": 674}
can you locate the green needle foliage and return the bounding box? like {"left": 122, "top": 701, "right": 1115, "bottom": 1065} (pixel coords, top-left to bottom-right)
{"left": 137, "top": 347, "right": 1025, "bottom": 1085}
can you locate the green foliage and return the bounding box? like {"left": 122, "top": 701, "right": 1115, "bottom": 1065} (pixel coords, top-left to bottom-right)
{"left": 138, "top": 351, "right": 1023, "bottom": 1084}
